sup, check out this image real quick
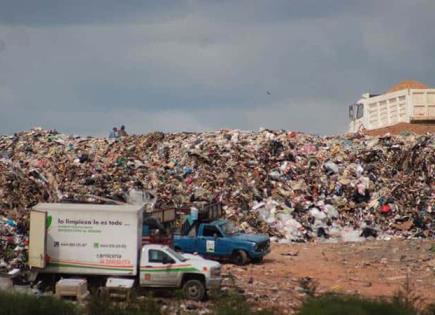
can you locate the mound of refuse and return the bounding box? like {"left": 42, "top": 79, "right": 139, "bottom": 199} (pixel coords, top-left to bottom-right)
{"left": 0, "top": 128, "right": 434, "bottom": 267}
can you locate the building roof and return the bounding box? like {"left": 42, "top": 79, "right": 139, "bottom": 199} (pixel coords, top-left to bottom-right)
{"left": 387, "top": 80, "right": 429, "bottom": 93}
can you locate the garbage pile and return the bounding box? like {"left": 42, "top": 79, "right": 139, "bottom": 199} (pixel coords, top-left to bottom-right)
{"left": 0, "top": 128, "right": 434, "bottom": 263}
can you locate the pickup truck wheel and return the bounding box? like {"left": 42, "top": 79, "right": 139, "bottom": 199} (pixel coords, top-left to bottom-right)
{"left": 232, "top": 250, "right": 249, "bottom": 265}
{"left": 96, "top": 287, "right": 109, "bottom": 297}
{"left": 183, "top": 279, "right": 205, "bottom": 301}
{"left": 251, "top": 256, "right": 263, "bottom": 264}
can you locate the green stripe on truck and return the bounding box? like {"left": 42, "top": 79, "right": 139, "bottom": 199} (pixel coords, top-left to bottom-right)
{"left": 140, "top": 267, "right": 198, "bottom": 273}
{"left": 48, "top": 262, "right": 133, "bottom": 272}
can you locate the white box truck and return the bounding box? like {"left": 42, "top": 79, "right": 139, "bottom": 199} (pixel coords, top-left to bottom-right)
{"left": 348, "top": 80, "right": 435, "bottom": 132}
{"left": 28, "top": 203, "right": 221, "bottom": 300}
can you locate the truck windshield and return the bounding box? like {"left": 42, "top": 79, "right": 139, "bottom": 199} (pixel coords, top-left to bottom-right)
{"left": 166, "top": 247, "right": 187, "bottom": 262}
{"left": 349, "top": 104, "right": 355, "bottom": 120}
{"left": 220, "top": 221, "right": 239, "bottom": 235}
{"left": 356, "top": 103, "right": 364, "bottom": 119}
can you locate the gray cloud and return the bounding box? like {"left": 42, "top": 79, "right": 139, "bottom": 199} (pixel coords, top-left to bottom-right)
{"left": 0, "top": 0, "right": 373, "bottom": 26}
{"left": 0, "top": 1, "right": 434, "bottom": 136}
{"left": 0, "top": 0, "right": 188, "bottom": 26}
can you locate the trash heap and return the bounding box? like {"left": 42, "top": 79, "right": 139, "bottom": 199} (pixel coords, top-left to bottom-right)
{"left": 0, "top": 128, "right": 434, "bottom": 267}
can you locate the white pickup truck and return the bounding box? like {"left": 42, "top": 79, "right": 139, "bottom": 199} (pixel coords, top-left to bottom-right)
{"left": 28, "top": 203, "right": 221, "bottom": 300}
{"left": 138, "top": 244, "right": 221, "bottom": 300}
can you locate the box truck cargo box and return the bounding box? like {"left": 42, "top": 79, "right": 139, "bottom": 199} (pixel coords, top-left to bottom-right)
{"left": 29, "top": 203, "right": 144, "bottom": 276}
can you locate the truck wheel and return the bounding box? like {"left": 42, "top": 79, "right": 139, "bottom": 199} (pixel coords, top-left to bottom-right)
{"left": 232, "top": 250, "right": 249, "bottom": 265}
{"left": 183, "top": 279, "right": 205, "bottom": 301}
{"left": 251, "top": 256, "right": 263, "bottom": 264}
{"left": 97, "top": 286, "right": 109, "bottom": 297}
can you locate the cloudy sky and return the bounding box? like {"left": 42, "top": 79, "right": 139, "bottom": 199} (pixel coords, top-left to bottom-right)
{"left": 0, "top": 0, "right": 434, "bottom": 136}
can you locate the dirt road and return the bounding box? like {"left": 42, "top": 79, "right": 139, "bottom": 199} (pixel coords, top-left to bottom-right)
{"left": 223, "top": 240, "right": 435, "bottom": 314}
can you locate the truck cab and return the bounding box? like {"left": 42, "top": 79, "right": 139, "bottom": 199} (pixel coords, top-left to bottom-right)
{"left": 139, "top": 244, "right": 221, "bottom": 300}
{"left": 348, "top": 94, "right": 371, "bottom": 133}
{"left": 174, "top": 219, "right": 270, "bottom": 265}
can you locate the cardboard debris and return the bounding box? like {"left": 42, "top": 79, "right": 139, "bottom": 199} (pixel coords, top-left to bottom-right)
{"left": 0, "top": 128, "right": 434, "bottom": 271}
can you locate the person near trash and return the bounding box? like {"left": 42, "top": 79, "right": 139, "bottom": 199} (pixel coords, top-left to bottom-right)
{"left": 118, "top": 125, "right": 128, "bottom": 137}
{"left": 108, "top": 127, "right": 118, "bottom": 139}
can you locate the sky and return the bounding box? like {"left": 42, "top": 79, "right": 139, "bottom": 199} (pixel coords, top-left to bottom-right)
{"left": 0, "top": 0, "right": 434, "bottom": 136}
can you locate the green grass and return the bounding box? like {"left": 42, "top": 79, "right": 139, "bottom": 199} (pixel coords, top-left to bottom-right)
{"left": 2, "top": 285, "right": 433, "bottom": 315}
{"left": 86, "top": 291, "right": 162, "bottom": 315}
{"left": 298, "top": 294, "right": 419, "bottom": 315}
{"left": 0, "top": 290, "right": 162, "bottom": 315}
{"left": 211, "top": 289, "right": 275, "bottom": 315}
{"left": 0, "top": 290, "right": 80, "bottom": 315}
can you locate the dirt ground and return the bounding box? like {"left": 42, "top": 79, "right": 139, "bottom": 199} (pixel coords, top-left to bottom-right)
{"left": 223, "top": 240, "right": 435, "bottom": 314}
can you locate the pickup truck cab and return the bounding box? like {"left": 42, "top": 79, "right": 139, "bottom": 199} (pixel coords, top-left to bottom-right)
{"left": 174, "top": 219, "right": 270, "bottom": 265}
{"left": 139, "top": 244, "right": 221, "bottom": 300}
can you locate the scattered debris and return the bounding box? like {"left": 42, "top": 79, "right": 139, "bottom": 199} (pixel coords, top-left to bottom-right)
{"left": 0, "top": 128, "right": 434, "bottom": 272}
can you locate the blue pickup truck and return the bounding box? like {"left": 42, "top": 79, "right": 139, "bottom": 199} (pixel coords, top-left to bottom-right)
{"left": 173, "top": 219, "right": 270, "bottom": 265}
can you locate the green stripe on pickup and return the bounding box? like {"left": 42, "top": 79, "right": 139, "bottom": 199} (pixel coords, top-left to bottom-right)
{"left": 140, "top": 267, "right": 198, "bottom": 273}
{"left": 48, "top": 263, "right": 133, "bottom": 272}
